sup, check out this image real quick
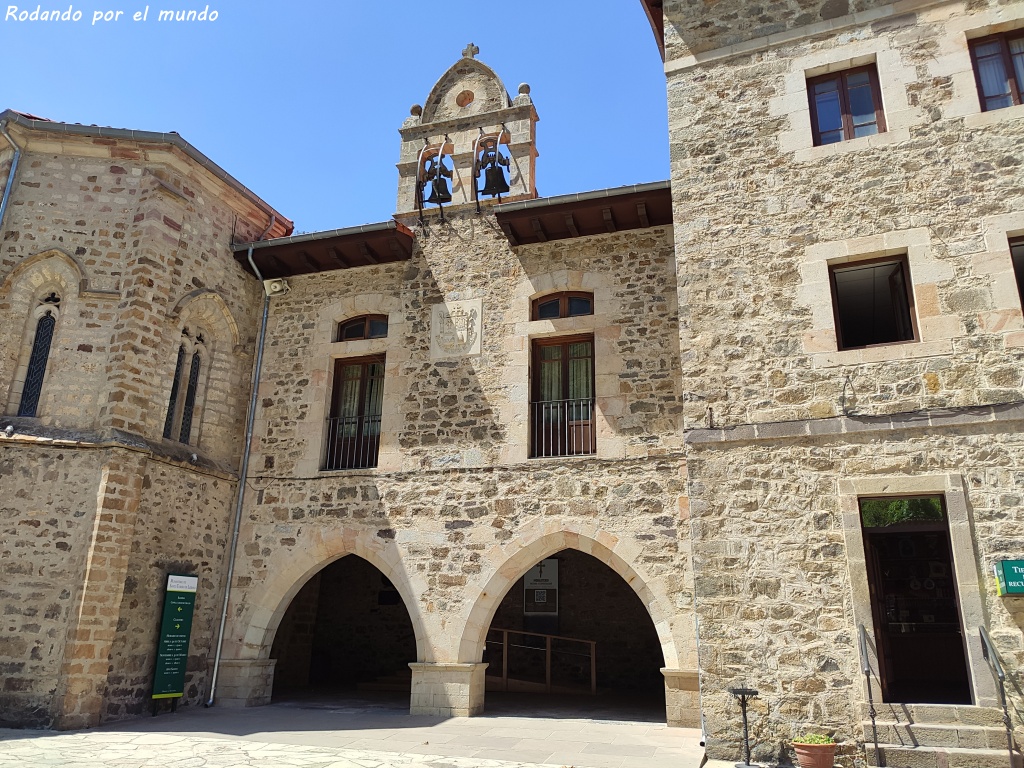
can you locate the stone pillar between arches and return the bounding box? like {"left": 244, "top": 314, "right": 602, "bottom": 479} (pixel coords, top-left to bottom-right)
{"left": 409, "top": 662, "right": 487, "bottom": 717}
{"left": 209, "top": 659, "right": 277, "bottom": 708}
{"left": 662, "top": 668, "right": 701, "bottom": 728}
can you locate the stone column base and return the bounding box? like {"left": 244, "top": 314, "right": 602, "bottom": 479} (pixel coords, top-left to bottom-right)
{"left": 210, "top": 659, "right": 277, "bottom": 708}
{"left": 662, "top": 667, "right": 701, "bottom": 728}
{"left": 409, "top": 662, "right": 488, "bottom": 717}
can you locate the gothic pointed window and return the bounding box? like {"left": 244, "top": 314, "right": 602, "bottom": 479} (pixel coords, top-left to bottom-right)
{"left": 17, "top": 293, "right": 61, "bottom": 418}
{"left": 163, "top": 328, "right": 206, "bottom": 445}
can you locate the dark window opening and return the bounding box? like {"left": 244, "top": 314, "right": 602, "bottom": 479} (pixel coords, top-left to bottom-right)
{"left": 531, "top": 292, "right": 594, "bottom": 321}
{"left": 323, "top": 356, "right": 385, "bottom": 470}
{"left": 808, "top": 65, "right": 887, "bottom": 146}
{"left": 163, "top": 345, "right": 187, "bottom": 438}
{"left": 970, "top": 32, "right": 1024, "bottom": 112}
{"left": 179, "top": 350, "right": 202, "bottom": 444}
{"left": 337, "top": 315, "right": 389, "bottom": 342}
{"left": 18, "top": 308, "right": 58, "bottom": 418}
{"left": 530, "top": 335, "right": 595, "bottom": 458}
{"left": 830, "top": 257, "right": 916, "bottom": 350}
{"left": 1011, "top": 238, "right": 1024, "bottom": 308}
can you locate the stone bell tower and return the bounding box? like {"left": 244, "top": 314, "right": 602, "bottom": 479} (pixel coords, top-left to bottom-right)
{"left": 396, "top": 44, "right": 539, "bottom": 215}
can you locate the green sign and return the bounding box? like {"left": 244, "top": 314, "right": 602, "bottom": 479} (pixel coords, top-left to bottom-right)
{"left": 995, "top": 561, "right": 1024, "bottom": 596}
{"left": 152, "top": 574, "right": 198, "bottom": 699}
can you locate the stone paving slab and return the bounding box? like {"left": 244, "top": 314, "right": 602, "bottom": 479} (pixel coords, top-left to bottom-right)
{"left": 0, "top": 697, "right": 707, "bottom": 768}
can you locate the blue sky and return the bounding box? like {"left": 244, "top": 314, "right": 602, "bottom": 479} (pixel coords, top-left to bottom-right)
{"left": 2, "top": 1, "right": 667, "bottom": 232}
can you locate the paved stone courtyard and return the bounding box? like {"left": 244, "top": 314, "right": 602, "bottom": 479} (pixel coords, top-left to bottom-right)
{"left": 0, "top": 694, "right": 706, "bottom": 768}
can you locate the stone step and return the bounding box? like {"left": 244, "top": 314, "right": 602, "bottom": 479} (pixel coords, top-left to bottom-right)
{"left": 866, "top": 745, "right": 1021, "bottom": 768}
{"left": 862, "top": 721, "right": 1011, "bottom": 749}
{"left": 861, "top": 703, "right": 1008, "bottom": 728}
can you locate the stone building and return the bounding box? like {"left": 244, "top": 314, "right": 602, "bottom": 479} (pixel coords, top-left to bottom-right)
{"left": 3, "top": 0, "right": 1024, "bottom": 766}
{"left": 652, "top": 0, "right": 1024, "bottom": 764}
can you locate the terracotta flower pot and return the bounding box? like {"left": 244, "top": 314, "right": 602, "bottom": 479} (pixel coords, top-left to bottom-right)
{"left": 793, "top": 742, "right": 837, "bottom": 768}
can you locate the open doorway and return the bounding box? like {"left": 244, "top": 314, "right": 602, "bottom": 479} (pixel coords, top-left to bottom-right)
{"left": 860, "top": 495, "right": 972, "bottom": 704}
{"left": 270, "top": 555, "right": 416, "bottom": 700}
{"left": 483, "top": 549, "right": 666, "bottom": 719}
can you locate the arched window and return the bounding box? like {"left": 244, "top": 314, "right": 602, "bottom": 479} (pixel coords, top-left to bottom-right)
{"left": 163, "top": 328, "right": 206, "bottom": 444}
{"left": 17, "top": 292, "right": 61, "bottom": 418}
{"left": 531, "top": 292, "right": 594, "bottom": 320}
{"left": 336, "top": 315, "right": 389, "bottom": 342}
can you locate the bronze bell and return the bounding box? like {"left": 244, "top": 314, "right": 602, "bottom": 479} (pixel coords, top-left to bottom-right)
{"left": 426, "top": 176, "right": 452, "bottom": 205}
{"left": 480, "top": 165, "right": 510, "bottom": 197}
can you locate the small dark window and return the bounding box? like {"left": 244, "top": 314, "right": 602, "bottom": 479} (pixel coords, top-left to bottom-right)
{"left": 808, "top": 65, "right": 887, "bottom": 145}
{"left": 1011, "top": 238, "right": 1024, "bottom": 308}
{"left": 18, "top": 301, "right": 59, "bottom": 418}
{"left": 163, "top": 345, "right": 187, "bottom": 439}
{"left": 163, "top": 329, "right": 206, "bottom": 445}
{"left": 830, "top": 256, "right": 917, "bottom": 350}
{"left": 970, "top": 32, "right": 1024, "bottom": 112}
{"left": 337, "top": 315, "right": 388, "bottom": 342}
{"left": 531, "top": 292, "right": 594, "bottom": 321}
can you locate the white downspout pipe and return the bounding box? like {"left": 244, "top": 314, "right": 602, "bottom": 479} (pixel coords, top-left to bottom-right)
{"left": 0, "top": 121, "right": 23, "bottom": 237}
{"left": 206, "top": 216, "right": 276, "bottom": 706}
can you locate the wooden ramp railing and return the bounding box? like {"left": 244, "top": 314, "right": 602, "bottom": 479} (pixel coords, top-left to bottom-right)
{"left": 485, "top": 627, "right": 596, "bottom": 695}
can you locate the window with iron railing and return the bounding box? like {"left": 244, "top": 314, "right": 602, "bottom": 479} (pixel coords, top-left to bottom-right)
{"left": 323, "top": 356, "right": 385, "bottom": 471}
{"left": 530, "top": 335, "right": 595, "bottom": 458}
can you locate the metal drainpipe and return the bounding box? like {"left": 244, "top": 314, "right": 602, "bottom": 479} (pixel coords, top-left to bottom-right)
{"left": 0, "top": 121, "right": 23, "bottom": 237}
{"left": 206, "top": 216, "right": 276, "bottom": 707}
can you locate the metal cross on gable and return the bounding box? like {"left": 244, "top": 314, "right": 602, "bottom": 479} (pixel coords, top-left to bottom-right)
{"left": 462, "top": 42, "right": 479, "bottom": 59}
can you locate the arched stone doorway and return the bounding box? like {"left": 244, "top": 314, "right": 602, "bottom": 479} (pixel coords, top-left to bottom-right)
{"left": 484, "top": 549, "right": 666, "bottom": 713}
{"left": 270, "top": 555, "right": 417, "bottom": 700}
{"left": 419, "top": 527, "right": 700, "bottom": 727}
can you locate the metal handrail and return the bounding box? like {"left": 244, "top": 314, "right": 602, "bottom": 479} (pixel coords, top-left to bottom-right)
{"left": 858, "top": 624, "right": 883, "bottom": 767}
{"left": 486, "top": 627, "right": 596, "bottom": 694}
{"left": 980, "top": 625, "right": 1017, "bottom": 768}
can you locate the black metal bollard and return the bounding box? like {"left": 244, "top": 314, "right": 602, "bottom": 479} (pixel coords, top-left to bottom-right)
{"left": 728, "top": 687, "right": 759, "bottom": 766}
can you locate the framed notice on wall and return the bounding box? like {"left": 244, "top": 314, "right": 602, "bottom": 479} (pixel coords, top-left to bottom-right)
{"left": 524, "top": 558, "right": 558, "bottom": 615}
{"left": 152, "top": 574, "right": 198, "bottom": 703}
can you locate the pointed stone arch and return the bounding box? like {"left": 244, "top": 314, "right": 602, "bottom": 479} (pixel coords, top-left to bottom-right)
{"left": 455, "top": 522, "right": 682, "bottom": 670}
{"left": 170, "top": 289, "right": 241, "bottom": 347}
{"left": 232, "top": 526, "right": 428, "bottom": 665}
{"left": 421, "top": 57, "right": 512, "bottom": 123}
{"left": 0, "top": 248, "right": 85, "bottom": 298}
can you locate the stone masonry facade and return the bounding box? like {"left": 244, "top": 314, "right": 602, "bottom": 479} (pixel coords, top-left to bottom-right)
{"left": 3, "top": 1, "right": 1024, "bottom": 765}
{"left": 662, "top": 0, "right": 1024, "bottom": 763}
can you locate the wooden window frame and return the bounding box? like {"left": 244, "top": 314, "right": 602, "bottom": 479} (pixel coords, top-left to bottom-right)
{"left": 529, "top": 334, "right": 596, "bottom": 458}
{"left": 531, "top": 292, "right": 595, "bottom": 321}
{"left": 829, "top": 254, "right": 919, "bottom": 351}
{"left": 969, "top": 31, "right": 1024, "bottom": 112}
{"left": 336, "top": 314, "right": 389, "bottom": 342}
{"left": 807, "top": 64, "right": 887, "bottom": 146}
{"left": 323, "top": 354, "right": 385, "bottom": 471}
{"left": 1010, "top": 237, "right": 1024, "bottom": 310}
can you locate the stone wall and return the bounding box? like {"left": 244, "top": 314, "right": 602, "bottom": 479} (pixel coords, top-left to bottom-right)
{"left": 0, "top": 127, "right": 267, "bottom": 467}
{"left": 687, "top": 419, "right": 1024, "bottom": 763}
{"left": 250, "top": 213, "right": 682, "bottom": 476}
{"left": 666, "top": 0, "right": 1024, "bottom": 430}
{"left": 0, "top": 444, "right": 101, "bottom": 727}
{"left": 102, "top": 459, "right": 235, "bottom": 722}
{"left": 662, "top": 0, "right": 1024, "bottom": 760}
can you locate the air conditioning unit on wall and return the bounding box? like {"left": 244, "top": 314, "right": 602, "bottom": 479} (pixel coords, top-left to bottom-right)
{"left": 263, "top": 278, "right": 290, "bottom": 297}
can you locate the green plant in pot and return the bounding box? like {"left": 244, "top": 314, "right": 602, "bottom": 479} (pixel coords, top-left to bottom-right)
{"left": 792, "top": 733, "right": 837, "bottom": 768}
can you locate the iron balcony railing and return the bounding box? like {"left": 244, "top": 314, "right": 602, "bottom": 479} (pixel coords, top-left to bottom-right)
{"left": 323, "top": 415, "right": 381, "bottom": 470}
{"left": 530, "top": 397, "right": 596, "bottom": 458}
